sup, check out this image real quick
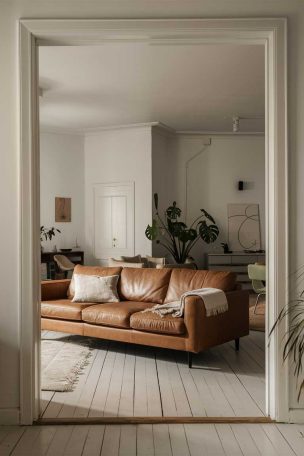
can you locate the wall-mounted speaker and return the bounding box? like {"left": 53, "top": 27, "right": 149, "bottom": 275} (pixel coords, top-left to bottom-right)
{"left": 238, "top": 181, "right": 244, "bottom": 191}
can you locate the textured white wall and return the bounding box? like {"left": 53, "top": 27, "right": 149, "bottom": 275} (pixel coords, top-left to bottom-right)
{"left": 0, "top": 0, "right": 304, "bottom": 423}
{"left": 40, "top": 132, "right": 85, "bottom": 253}
{"left": 84, "top": 127, "right": 152, "bottom": 265}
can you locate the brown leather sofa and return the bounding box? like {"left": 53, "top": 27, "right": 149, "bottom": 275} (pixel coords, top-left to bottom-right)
{"left": 41, "top": 265, "right": 249, "bottom": 366}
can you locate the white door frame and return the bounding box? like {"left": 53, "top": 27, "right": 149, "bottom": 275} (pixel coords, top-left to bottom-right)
{"left": 19, "top": 18, "right": 291, "bottom": 425}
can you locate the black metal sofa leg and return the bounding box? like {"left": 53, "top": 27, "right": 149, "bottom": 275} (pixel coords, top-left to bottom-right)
{"left": 188, "top": 352, "right": 193, "bottom": 368}
{"left": 235, "top": 338, "right": 240, "bottom": 351}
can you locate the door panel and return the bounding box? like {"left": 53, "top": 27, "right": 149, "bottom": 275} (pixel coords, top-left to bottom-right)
{"left": 94, "top": 182, "right": 134, "bottom": 259}
{"left": 112, "top": 195, "right": 127, "bottom": 249}
{"left": 95, "top": 195, "right": 112, "bottom": 252}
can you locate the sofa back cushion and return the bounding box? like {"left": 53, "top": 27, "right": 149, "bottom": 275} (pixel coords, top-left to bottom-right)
{"left": 164, "top": 269, "right": 237, "bottom": 303}
{"left": 119, "top": 268, "right": 172, "bottom": 304}
{"left": 68, "top": 265, "right": 122, "bottom": 298}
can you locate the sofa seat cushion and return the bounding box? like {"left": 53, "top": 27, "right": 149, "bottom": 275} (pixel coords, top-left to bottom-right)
{"left": 130, "top": 311, "right": 185, "bottom": 335}
{"left": 41, "top": 300, "right": 93, "bottom": 321}
{"left": 165, "top": 269, "right": 237, "bottom": 303}
{"left": 82, "top": 301, "right": 154, "bottom": 329}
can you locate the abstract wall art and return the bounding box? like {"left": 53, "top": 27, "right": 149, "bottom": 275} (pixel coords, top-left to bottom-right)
{"left": 227, "top": 203, "right": 261, "bottom": 251}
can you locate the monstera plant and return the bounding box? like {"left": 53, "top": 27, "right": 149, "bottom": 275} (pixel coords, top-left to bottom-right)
{"left": 145, "top": 194, "right": 219, "bottom": 264}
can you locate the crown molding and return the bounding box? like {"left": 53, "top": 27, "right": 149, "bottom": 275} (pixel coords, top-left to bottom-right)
{"left": 84, "top": 121, "right": 160, "bottom": 136}
{"left": 40, "top": 126, "right": 84, "bottom": 136}
{"left": 176, "top": 130, "right": 265, "bottom": 136}
{"left": 40, "top": 121, "right": 177, "bottom": 136}
{"left": 40, "top": 123, "right": 265, "bottom": 137}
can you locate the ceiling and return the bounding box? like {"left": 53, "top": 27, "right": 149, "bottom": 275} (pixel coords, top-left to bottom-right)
{"left": 39, "top": 43, "right": 265, "bottom": 133}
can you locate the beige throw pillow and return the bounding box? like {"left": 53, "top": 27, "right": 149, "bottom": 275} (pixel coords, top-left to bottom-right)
{"left": 72, "top": 274, "right": 120, "bottom": 303}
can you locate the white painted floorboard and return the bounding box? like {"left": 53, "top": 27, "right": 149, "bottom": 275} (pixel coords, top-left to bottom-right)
{"left": 40, "top": 330, "right": 266, "bottom": 418}
{"left": 1, "top": 424, "right": 303, "bottom": 456}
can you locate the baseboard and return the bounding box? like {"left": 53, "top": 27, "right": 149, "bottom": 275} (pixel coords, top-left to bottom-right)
{"left": 285, "top": 409, "right": 304, "bottom": 424}
{"left": 37, "top": 416, "right": 274, "bottom": 425}
{"left": 0, "top": 408, "right": 20, "bottom": 425}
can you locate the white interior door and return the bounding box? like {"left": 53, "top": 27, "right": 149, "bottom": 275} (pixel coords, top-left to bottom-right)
{"left": 94, "top": 182, "right": 134, "bottom": 259}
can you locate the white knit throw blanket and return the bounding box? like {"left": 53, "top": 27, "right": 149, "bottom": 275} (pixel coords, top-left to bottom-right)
{"left": 143, "top": 288, "right": 228, "bottom": 318}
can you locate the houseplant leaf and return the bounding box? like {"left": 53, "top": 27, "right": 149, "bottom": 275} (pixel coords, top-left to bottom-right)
{"left": 145, "top": 219, "right": 158, "bottom": 240}
{"left": 198, "top": 221, "right": 219, "bottom": 243}
{"left": 166, "top": 201, "right": 181, "bottom": 220}
{"left": 200, "top": 208, "right": 216, "bottom": 224}
{"left": 154, "top": 193, "right": 159, "bottom": 211}
{"left": 168, "top": 220, "right": 187, "bottom": 237}
{"left": 178, "top": 228, "right": 197, "bottom": 243}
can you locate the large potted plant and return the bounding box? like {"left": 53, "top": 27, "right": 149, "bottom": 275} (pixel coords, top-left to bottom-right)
{"left": 145, "top": 193, "right": 219, "bottom": 264}
{"left": 270, "top": 273, "right": 304, "bottom": 399}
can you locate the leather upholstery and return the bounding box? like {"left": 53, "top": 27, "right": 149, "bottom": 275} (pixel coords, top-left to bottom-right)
{"left": 41, "top": 266, "right": 249, "bottom": 355}
{"left": 82, "top": 301, "right": 154, "bottom": 329}
{"left": 42, "top": 318, "right": 84, "bottom": 335}
{"left": 68, "top": 265, "right": 122, "bottom": 298}
{"left": 119, "top": 268, "right": 172, "bottom": 303}
{"left": 41, "top": 279, "right": 71, "bottom": 301}
{"left": 41, "top": 299, "right": 93, "bottom": 321}
{"left": 165, "top": 269, "right": 237, "bottom": 303}
{"left": 84, "top": 323, "right": 187, "bottom": 351}
{"left": 130, "top": 311, "right": 185, "bottom": 335}
{"left": 183, "top": 290, "right": 249, "bottom": 352}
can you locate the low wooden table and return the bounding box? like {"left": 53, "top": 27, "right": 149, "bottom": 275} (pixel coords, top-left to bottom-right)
{"left": 41, "top": 250, "right": 84, "bottom": 279}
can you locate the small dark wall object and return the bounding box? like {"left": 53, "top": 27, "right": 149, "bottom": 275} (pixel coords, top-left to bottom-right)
{"left": 221, "top": 242, "right": 232, "bottom": 254}
{"left": 238, "top": 181, "right": 244, "bottom": 191}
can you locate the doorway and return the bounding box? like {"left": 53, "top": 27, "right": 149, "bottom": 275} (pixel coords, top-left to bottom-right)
{"left": 19, "top": 18, "right": 288, "bottom": 424}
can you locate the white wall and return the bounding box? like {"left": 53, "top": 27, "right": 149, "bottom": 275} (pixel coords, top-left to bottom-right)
{"left": 84, "top": 126, "right": 152, "bottom": 265}
{"left": 1, "top": 0, "right": 304, "bottom": 423}
{"left": 151, "top": 127, "right": 175, "bottom": 258}
{"left": 40, "top": 132, "right": 85, "bottom": 252}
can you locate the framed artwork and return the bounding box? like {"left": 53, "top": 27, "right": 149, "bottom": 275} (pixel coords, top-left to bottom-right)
{"left": 227, "top": 203, "right": 261, "bottom": 251}
{"left": 55, "top": 197, "right": 71, "bottom": 222}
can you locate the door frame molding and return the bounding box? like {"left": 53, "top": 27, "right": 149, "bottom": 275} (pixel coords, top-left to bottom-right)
{"left": 19, "top": 18, "right": 291, "bottom": 424}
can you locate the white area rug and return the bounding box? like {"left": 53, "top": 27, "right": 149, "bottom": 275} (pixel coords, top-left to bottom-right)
{"left": 41, "top": 338, "right": 93, "bottom": 392}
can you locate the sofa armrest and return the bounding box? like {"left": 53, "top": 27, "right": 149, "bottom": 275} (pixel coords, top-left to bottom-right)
{"left": 183, "top": 289, "right": 249, "bottom": 353}
{"left": 41, "top": 279, "right": 71, "bottom": 301}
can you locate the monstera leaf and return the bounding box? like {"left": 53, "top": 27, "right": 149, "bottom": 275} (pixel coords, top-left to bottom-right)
{"left": 178, "top": 228, "right": 198, "bottom": 243}
{"left": 168, "top": 220, "right": 187, "bottom": 237}
{"left": 198, "top": 221, "right": 219, "bottom": 244}
{"left": 166, "top": 201, "right": 181, "bottom": 220}
{"left": 145, "top": 219, "right": 158, "bottom": 240}
{"left": 200, "top": 208, "right": 216, "bottom": 224}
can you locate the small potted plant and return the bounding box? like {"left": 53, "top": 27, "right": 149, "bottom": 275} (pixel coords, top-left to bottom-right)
{"left": 40, "top": 226, "right": 61, "bottom": 251}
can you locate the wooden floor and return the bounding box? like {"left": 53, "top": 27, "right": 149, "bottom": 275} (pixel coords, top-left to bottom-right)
{"left": 1, "top": 423, "right": 304, "bottom": 455}
{"left": 41, "top": 330, "right": 266, "bottom": 419}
